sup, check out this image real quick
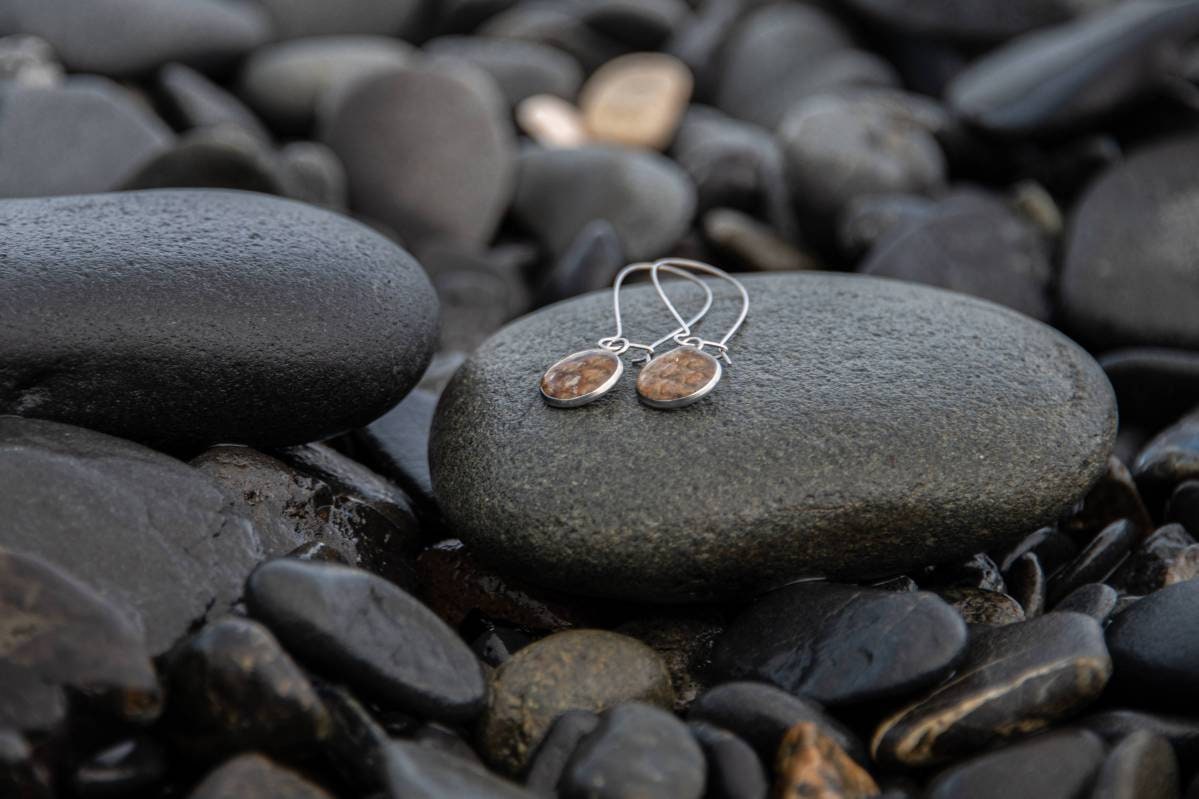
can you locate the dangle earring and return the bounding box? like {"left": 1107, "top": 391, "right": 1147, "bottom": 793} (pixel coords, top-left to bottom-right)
{"left": 539, "top": 262, "right": 714, "bottom": 408}
{"left": 636, "top": 258, "right": 749, "bottom": 410}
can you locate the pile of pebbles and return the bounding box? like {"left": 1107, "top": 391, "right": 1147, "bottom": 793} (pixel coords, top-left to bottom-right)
{"left": 4, "top": 0, "right": 1199, "bottom": 797}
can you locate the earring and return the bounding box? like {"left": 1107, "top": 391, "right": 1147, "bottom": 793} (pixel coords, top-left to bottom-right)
{"left": 540, "top": 262, "right": 714, "bottom": 408}
{"left": 636, "top": 258, "right": 749, "bottom": 410}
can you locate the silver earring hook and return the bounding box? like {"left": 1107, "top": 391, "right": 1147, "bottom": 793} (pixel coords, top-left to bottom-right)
{"left": 649, "top": 258, "right": 749, "bottom": 364}
{"left": 597, "top": 262, "right": 714, "bottom": 362}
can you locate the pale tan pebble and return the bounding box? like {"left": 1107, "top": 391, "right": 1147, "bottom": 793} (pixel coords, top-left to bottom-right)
{"left": 579, "top": 52, "right": 692, "bottom": 151}
{"left": 517, "top": 94, "right": 589, "bottom": 149}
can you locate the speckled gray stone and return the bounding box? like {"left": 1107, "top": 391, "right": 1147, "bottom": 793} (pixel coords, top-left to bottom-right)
{"left": 0, "top": 190, "right": 437, "bottom": 451}
{"left": 430, "top": 273, "right": 1116, "bottom": 602}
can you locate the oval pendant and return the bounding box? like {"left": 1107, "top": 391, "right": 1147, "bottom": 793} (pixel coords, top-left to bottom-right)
{"left": 636, "top": 346, "right": 722, "bottom": 409}
{"left": 540, "top": 349, "right": 624, "bottom": 407}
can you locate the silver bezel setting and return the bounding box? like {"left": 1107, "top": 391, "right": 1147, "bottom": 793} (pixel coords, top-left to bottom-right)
{"left": 636, "top": 346, "right": 723, "bottom": 409}
{"left": 540, "top": 348, "right": 624, "bottom": 408}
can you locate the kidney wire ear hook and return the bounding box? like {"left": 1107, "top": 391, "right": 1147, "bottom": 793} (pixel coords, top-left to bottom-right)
{"left": 634, "top": 257, "right": 750, "bottom": 410}
{"left": 539, "top": 262, "right": 714, "bottom": 408}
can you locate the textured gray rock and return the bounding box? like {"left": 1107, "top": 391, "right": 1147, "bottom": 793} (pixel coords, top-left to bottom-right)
{"left": 323, "top": 65, "right": 516, "bottom": 255}
{"left": 0, "top": 79, "right": 172, "bottom": 198}
{"left": 0, "top": 190, "right": 437, "bottom": 450}
{"left": 0, "top": 416, "right": 261, "bottom": 654}
{"left": 1062, "top": 135, "right": 1199, "bottom": 350}
{"left": 0, "top": 0, "right": 270, "bottom": 77}
{"left": 431, "top": 273, "right": 1115, "bottom": 602}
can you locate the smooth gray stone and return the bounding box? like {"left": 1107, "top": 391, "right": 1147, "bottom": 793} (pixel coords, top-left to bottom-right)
{"left": 0, "top": 0, "right": 270, "bottom": 77}
{"left": 430, "top": 273, "right": 1116, "bottom": 602}
{"left": 578, "top": 0, "right": 691, "bottom": 49}
{"left": 120, "top": 125, "right": 298, "bottom": 197}
{"left": 714, "top": 2, "right": 897, "bottom": 129}
{"left": 188, "top": 754, "right": 332, "bottom": 799}
{"left": 1090, "top": 731, "right": 1180, "bottom": 799}
{"left": 479, "top": 3, "right": 625, "bottom": 74}
{"left": 0, "top": 190, "right": 437, "bottom": 450}
{"left": 687, "top": 722, "right": 768, "bottom": 799}
{"left": 251, "top": 0, "right": 425, "bottom": 40}
{"left": 238, "top": 36, "right": 417, "bottom": 134}
{"left": 0, "top": 78, "right": 172, "bottom": 198}
{"left": 0, "top": 416, "right": 261, "bottom": 654}
{"left": 512, "top": 145, "right": 695, "bottom": 263}
{"left": 925, "top": 730, "right": 1105, "bottom": 799}
{"left": 323, "top": 65, "right": 515, "bottom": 256}
{"left": 1107, "top": 578, "right": 1199, "bottom": 705}
{"left": 1101, "top": 349, "right": 1199, "bottom": 434}
{"left": 947, "top": 0, "right": 1199, "bottom": 136}
{"left": 1080, "top": 710, "right": 1199, "bottom": 767}
{"left": 157, "top": 63, "right": 271, "bottom": 141}
{"left": 424, "top": 35, "right": 583, "bottom": 106}
{"left": 1053, "top": 583, "right": 1119, "bottom": 624}
{"left": 1063, "top": 134, "right": 1199, "bottom": 351}
{"left": 844, "top": 0, "right": 1115, "bottom": 43}
{"left": 381, "top": 742, "right": 536, "bottom": 798}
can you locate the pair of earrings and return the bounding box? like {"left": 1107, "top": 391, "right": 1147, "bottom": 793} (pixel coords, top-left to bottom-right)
{"left": 539, "top": 258, "right": 749, "bottom": 410}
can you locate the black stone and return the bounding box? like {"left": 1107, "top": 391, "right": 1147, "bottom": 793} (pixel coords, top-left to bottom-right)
{"left": 687, "top": 682, "right": 864, "bottom": 767}
{"left": 511, "top": 145, "right": 696, "bottom": 262}
{"left": 1102, "top": 349, "right": 1199, "bottom": 435}
{"left": 0, "top": 417, "right": 260, "bottom": 654}
{"left": 121, "top": 126, "right": 298, "bottom": 196}
{"left": 381, "top": 741, "right": 536, "bottom": 798}
{"left": 74, "top": 738, "right": 166, "bottom": 799}
{"left": 157, "top": 62, "right": 271, "bottom": 140}
{"left": 0, "top": 545, "right": 160, "bottom": 735}
{"left": 1107, "top": 578, "right": 1199, "bottom": 705}
{"left": 479, "top": 4, "right": 625, "bottom": 74}
{"left": 246, "top": 559, "right": 487, "bottom": 724}
{"left": 524, "top": 710, "right": 599, "bottom": 795}
{"left": 1091, "top": 731, "right": 1179, "bottom": 799}
{"left": 873, "top": 613, "right": 1112, "bottom": 768}
{"left": 1064, "top": 457, "right": 1153, "bottom": 541}
{"left": 0, "top": 729, "right": 50, "bottom": 799}
{"left": 418, "top": 243, "right": 533, "bottom": 356}
{"left": 2, "top": 0, "right": 269, "bottom": 77}
{"left": 578, "top": 0, "right": 690, "bottom": 49}
{"left": 353, "top": 389, "right": 440, "bottom": 514}
{"left": 948, "top": 0, "right": 1199, "bottom": 136}
{"left": 1053, "top": 583, "right": 1119, "bottom": 624}
{"left": 430, "top": 273, "right": 1116, "bottom": 602}
{"left": 837, "top": 193, "right": 937, "bottom": 261}
{"left": 165, "top": 617, "right": 330, "bottom": 759}
{"left": 858, "top": 189, "right": 1052, "bottom": 322}
{"left": 0, "top": 190, "right": 437, "bottom": 450}
{"left": 1135, "top": 412, "right": 1199, "bottom": 504}
{"left": 1006, "top": 553, "right": 1045, "bottom": 618}
{"left": 188, "top": 754, "right": 332, "bottom": 799}
{"left": 1047, "top": 519, "right": 1140, "bottom": 605}
{"left": 1081, "top": 709, "right": 1199, "bottom": 768}
{"left": 1109, "top": 524, "right": 1199, "bottom": 595}
{"left": 687, "top": 722, "right": 768, "bottom": 799}
{"left": 322, "top": 64, "right": 515, "bottom": 256}
{"left": 1062, "top": 136, "right": 1199, "bottom": 350}
{"left": 252, "top": 0, "right": 425, "bottom": 39}
{"left": 278, "top": 141, "right": 348, "bottom": 210}
{"left": 0, "top": 79, "right": 172, "bottom": 198}
{"left": 925, "top": 730, "right": 1105, "bottom": 799}
{"left": 711, "top": 582, "right": 966, "bottom": 707}
{"left": 1169, "top": 481, "right": 1199, "bottom": 537}
{"left": 425, "top": 36, "right": 583, "bottom": 106}
{"left": 315, "top": 684, "right": 392, "bottom": 793}
{"left": 999, "top": 527, "right": 1080, "bottom": 576}
{"left": 538, "top": 220, "right": 626, "bottom": 306}
{"left": 559, "top": 703, "right": 704, "bottom": 799}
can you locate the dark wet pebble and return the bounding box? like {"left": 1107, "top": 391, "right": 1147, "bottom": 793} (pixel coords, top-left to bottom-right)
{"left": 0, "top": 417, "right": 259, "bottom": 654}
{"left": 939, "top": 588, "right": 1025, "bottom": 627}
{"left": 615, "top": 611, "right": 726, "bottom": 712}
{"left": 1101, "top": 349, "right": 1199, "bottom": 434}
{"left": 925, "top": 729, "right": 1105, "bottom": 799}
{"left": 0, "top": 78, "right": 171, "bottom": 198}
{"left": 948, "top": 1, "right": 1199, "bottom": 136}
{"left": 480, "top": 630, "right": 673, "bottom": 774}
{"left": 579, "top": 0, "right": 691, "bottom": 49}
{"left": 479, "top": 4, "right": 625, "bottom": 74}
{"left": 74, "top": 738, "right": 166, "bottom": 799}
{"left": 0, "top": 546, "right": 160, "bottom": 735}
{"left": 687, "top": 682, "right": 865, "bottom": 767}
{"left": 1169, "top": 481, "right": 1199, "bottom": 535}
{"left": 157, "top": 62, "right": 271, "bottom": 140}
{"left": 559, "top": 703, "right": 705, "bottom": 799}
{"left": 512, "top": 145, "right": 696, "bottom": 262}
{"left": 538, "top": 219, "right": 626, "bottom": 306}
{"left": 352, "top": 388, "right": 440, "bottom": 511}
{"left": 188, "top": 753, "right": 332, "bottom": 799}
{"left": 245, "top": 559, "right": 487, "bottom": 724}
{"left": 1006, "top": 553, "right": 1046, "bottom": 618}
{"left": 844, "top": 0, "right": 1105, "bottom": 43}
{"left": 0, "top": 189, "right": 436, "bottom": 450}
{"left": 714, "top": 2, "right": 896, "bottom": 129}
{"left": 1109, "top": 524, "right": 1199, "bottom": 595}
{"left": 418, "top": 243, "right": 534, "bottom": 354}
{"left": 2, "top": 0, "right": 269, "bottom": 77}
{"left": 314, "top": 684, "right": 392, "bottom": 793}
{"left": 382, "top": 741, "right": 537, "bottom": 798}
{"left": 1047, "top": 519, "right": 1140, "bottom": 605}
{"left": 873, "top": 612, "right": 1112, "bottom": 768}
{"left": 121, "top": 125, "right": 298, "bottom": 196}
{"left": 858, "top": 189, "right": 1052, "bottom": 321}
{"left": 165, "top": 616, "right": 330, "bottom": 759}
{"left": 710, "top": 581, "right": 966, "bottom": 707}
{"left": 999, "top": 527, "right": 1081, "bottom": 576}
{"left": 425, "top": 35, "right": 583, "bottom": 106}
{"left": 252, "top": 0, "right": 425, "bottom": 40}
{"left": 688, "top": 722, "right": 768, "bottom": 799}
{"left": 1064, "top": 457, "right": 1153, "bottom": 541}
{"left": 278, "top": 141, "right": 348, "bottom": 209}
{"left": 1081, "top": 709, "right": 1199, "bottom": 767}
{"left": 1134, "top": 411, "right": 1199, "bottom": 505}
{"left": 837, "top": 193, "right": 937, "bottom": 261}
{"left": 1107, "top": 578, "right": 1199, "bottom": 705}
{"left": 1091, "top": 731, "right": 1180, "bottom": 799}
{"left": 238, "top": 35, "right": 416, "bottom": 134}
{"left": 1053, "top": 583, "right": 1119, "bottom": 624}
{"left": 323, "top": 65, "right": 515, "bottom": 256}
{"left": 1062, "top": 136, "right": 1199, "bottom": 351}
{"left": 524, "top": 710, "right": 600, "bottom": 795}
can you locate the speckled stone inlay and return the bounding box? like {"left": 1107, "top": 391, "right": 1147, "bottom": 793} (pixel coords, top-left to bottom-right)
{"left": 637, "top": 347, "right": 719, "bottom": 404}
{"left": 540, "top": 349, "right": 621, "bottom": 403}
